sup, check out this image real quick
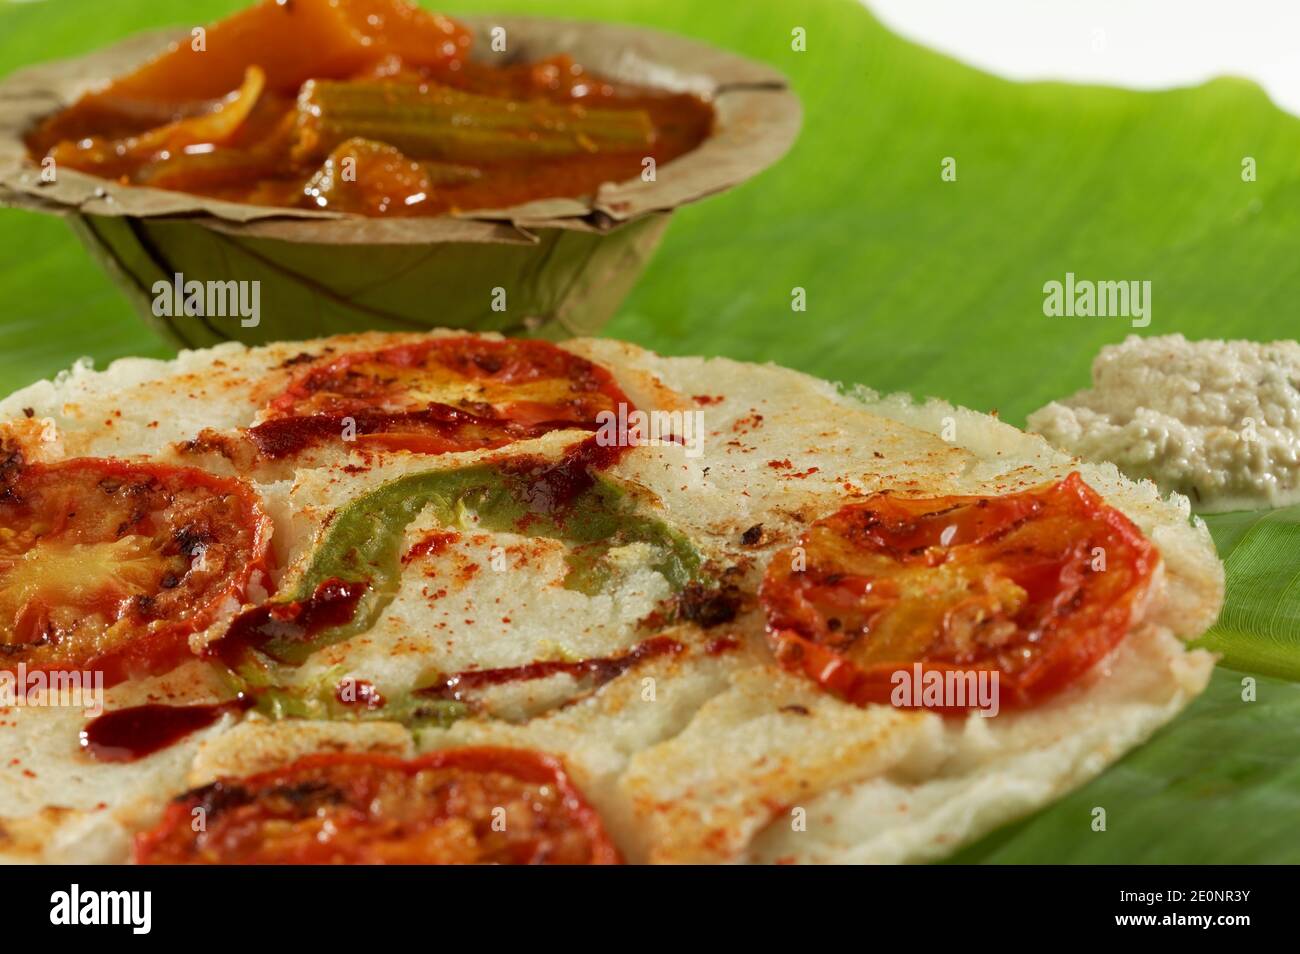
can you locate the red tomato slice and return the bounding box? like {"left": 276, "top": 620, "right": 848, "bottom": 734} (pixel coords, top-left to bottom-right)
{"left": 759, "top": 473, "right": 1158, "bottom": 711}
{"left": 0, "top": 458, "right": 272, "bottom": 687}
{"left": 251, "top": 337, "right": 631, "bottom": 459}
{"left": 135, "top": 747, "right": 622, "bottom": 865}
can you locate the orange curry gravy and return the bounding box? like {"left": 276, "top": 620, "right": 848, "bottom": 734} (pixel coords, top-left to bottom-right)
{"left": 25, "top": 0, "right": 714, "bottom": 217}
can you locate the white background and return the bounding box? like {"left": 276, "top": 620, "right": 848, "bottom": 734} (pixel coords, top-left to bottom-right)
{"left": 868, "top": 0, "right": 1300, "bottom": 116}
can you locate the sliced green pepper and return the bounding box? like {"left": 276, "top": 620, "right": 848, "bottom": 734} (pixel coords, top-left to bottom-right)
{"left": 225, "top": 461, "right": 701, "bottom": 671}
{"left": 252, "top": 682, "right": 468, "bottom": 729}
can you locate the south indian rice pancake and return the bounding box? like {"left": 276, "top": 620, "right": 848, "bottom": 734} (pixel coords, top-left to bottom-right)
{"left": 0, "top": 331, "right": 1222, "bottom": 863}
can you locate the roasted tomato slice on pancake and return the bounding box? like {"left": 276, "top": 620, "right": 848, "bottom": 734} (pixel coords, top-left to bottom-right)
{"left": 0, "top": 458, "right": 272, "bottom": 686}
{"left": 760, "top": 473, "right": 1158, "bottom": 710}
{"left": 135, "top": 747, "right": 622, "bottom": 864}
{"left": 250, "top": 337, "right": 631, "bottom": 458}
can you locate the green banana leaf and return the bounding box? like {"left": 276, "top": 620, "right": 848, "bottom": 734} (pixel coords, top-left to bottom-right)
{"left": 948, "top": 667, "right": 1300, "bottom": 864}
{"left": 1198, "top": 507, "right": 1300, "bottom": 680}
{"left": 3, "top": 0, "right": 1300, "bottom": 862}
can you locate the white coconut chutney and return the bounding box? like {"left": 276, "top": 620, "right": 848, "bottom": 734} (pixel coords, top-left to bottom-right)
{"left": 1028, "top": 334, "right": 1300, "bottom": 512}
